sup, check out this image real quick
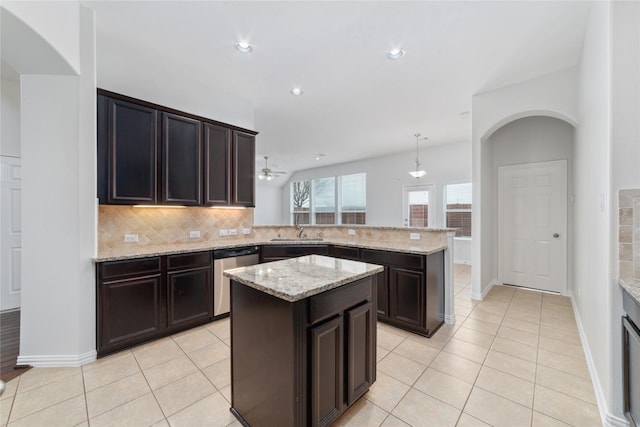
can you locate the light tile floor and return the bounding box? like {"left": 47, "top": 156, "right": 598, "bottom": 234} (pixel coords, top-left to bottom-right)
{"left": 0, "top": 265, "right": 603, "bottom": 426}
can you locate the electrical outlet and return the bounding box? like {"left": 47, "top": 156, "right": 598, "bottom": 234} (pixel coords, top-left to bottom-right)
{"left": 348, "top": 229, "right": 356, "bottom": 235}
{"left": 124, "top": 234, "right": 138, "bottom": 243}
{"left": 229, "top": 229, "right": 238, "bottom": 236}
{"left": 189, "top": 230, "right": 200, "bottom": 238}
{"left": 243, "top": 228, "right": 252, "bottom": 235}
{"left": 219, "top": 229, "right": 229, "bottom": 237}
{"left": 410, "top": 233, "right": 421, "bottom": 240}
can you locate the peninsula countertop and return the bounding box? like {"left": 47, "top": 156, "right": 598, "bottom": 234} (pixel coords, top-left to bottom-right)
{"left": 93, "top": 237, "right": 449, "bottom": 262}
{"left": 619, "top": 277, "right": 640, "bottom": 306}
{"left": 223, "top": 255, "right": 384, "bottom": 302}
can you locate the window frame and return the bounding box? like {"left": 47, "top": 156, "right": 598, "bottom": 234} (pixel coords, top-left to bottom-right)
{"left": 444, "top": 182, "right": 472, "bottom": 238}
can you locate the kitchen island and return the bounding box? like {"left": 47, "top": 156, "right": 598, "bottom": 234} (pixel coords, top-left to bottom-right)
{"left": 224, "top": 255, "right": 383, "bottom": 427}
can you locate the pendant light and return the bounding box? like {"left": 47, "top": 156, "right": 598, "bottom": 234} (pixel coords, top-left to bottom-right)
{"left": 408, "top": 133, "right": 427, "bottom": 179}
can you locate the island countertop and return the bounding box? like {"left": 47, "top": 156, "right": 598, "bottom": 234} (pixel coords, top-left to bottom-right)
{"left": 224, "top": 254, "right": 384, "bottom": 302}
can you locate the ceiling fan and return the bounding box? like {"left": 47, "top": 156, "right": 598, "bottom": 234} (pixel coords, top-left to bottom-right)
{"left": 258, "top": 156, "right": 287, "bottom": 181}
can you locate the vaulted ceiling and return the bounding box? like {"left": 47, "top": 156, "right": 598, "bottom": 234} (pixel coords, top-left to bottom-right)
{"left": 85, "top": 1, "right": 592, "bottom": 174}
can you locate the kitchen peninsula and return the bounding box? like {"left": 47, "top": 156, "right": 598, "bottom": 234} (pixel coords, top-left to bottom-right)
{"left": 224, "top": 255, "right": 383, "bottom": 427}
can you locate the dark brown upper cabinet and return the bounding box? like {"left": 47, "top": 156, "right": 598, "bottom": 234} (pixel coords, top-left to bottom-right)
{"left": 233, "top": 131, "right": 256, "bottom": 207}
{"left": 203, "top": 123, "right": 231, "bottom": 205}
{"left": 97, "top": 89, "right": 257, "bottom": 207}
{"left": 97, "top": 94, "right": 158, "bottom": 204}
{"left": 161, "top": 113, "right": 202, "bottom": 205}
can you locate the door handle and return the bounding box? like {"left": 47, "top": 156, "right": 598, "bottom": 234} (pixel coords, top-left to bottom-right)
{"left": 553, "top": 233, "right": 560, "bottom": 238}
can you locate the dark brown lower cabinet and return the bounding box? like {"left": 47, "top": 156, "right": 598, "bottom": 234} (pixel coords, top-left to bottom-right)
{"left": 231, "top": 276, "right": 376, "bottom": 427}
{"left": 360, "top": 248, "right": 444, "bottom": 337}
{"left": 260, "top": 244, "right": 330, "bottom": 263}
{"left": 97, "top": 251, "right": 213, "bottom": 357}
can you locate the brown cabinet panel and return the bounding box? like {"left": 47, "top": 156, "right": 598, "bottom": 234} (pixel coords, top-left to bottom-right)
{"left": 346, "top": 302, "right": 373, "bottom": 405}
{"left": 203, "top": 123, "right": 232, "bottom": 205}
{"left": 232, "top": 131, "right": 255, "bottom": 206}
{"left": 167, "top": 266, "right": 212, "bottom": 327}
{"left": 311, "top": 316, "right": 344, "bottom": 427}
{"left": 98, "top": 96, "right": 158, "bottom": 204}
{"left": 161, "top": 113, "right": 202, "bottom": 205}
{"left": 260, "top": 245, "right": 329, "bottom": 262}
{"left": 98, "top": 274, "right": 164, "bottom": 354}
{"left": 330, "top": 245, "right": 360, "bottom": 261}
{"left": 389, "top": 267, "right": 425, "bottom": 329}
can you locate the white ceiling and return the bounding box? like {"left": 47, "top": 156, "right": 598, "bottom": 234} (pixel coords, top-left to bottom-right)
{"left": 84, "top": 1, "right": 592, "bottom": 174}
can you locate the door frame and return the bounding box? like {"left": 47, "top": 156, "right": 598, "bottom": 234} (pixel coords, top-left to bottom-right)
{"left": 497, "top": 159, "right": 568, "bottom": 294}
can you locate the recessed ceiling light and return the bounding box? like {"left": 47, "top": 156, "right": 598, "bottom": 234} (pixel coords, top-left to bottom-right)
{"left": 315, "top": 154, "right": 325, "bottom": 161}
{"left": 235, "top": 41, "right": 253, "bottom": 53}
{"left": 387, "top": 48, "right": 405, "bottom": 60}
{"left": 290, "top": 87, "right": 303, "bottom": 96}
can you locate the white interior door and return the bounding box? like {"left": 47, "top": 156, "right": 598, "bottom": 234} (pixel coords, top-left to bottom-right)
{"left": 1, "top": 156, "right": 22, "bottom": 310}
{"left": 498, "top": 160, "right": 567, "bottom": 293}
{"left": 403, "top": 185, "right": 432, "bottom": 227}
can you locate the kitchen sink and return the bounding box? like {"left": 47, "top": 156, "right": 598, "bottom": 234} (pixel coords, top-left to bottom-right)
{"left": 270, "top": 238, "right": 324, "bottom": 242}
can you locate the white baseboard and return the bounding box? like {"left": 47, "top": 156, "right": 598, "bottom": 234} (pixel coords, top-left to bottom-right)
{"left": 471, "top": 279, "right": 496, "bottom": 300}
{"left": 444, "top": 313, "right": 456, "bottom": 324}
{"left": 571, "top": 297, "right": 630, "bottom": 427}
{"left": 454, "top": 259, "right": 472, "bottom": 265}
{"left": 17, "top": 350, "right": 97, "bottom": 367}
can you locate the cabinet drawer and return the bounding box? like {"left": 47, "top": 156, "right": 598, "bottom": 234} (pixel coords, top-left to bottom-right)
{"left": 262, "top": 245, "right": 329, "bottom": 259}
{"left": 167, "top": 251, "right": 211, "bottom": 271}
{"left": 360, "top": 249, "right": 424, "bottom": 270}
{"left": 309, "top": 277, "right": 372, "bottom": 325}
{"left": 330, "top": 245, "right": 360, "bottom": 261}
{"left": 100, "top": 257, "right": 162, "bottom": 280}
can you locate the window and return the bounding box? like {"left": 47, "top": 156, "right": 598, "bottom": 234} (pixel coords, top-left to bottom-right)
{"left": 290, "top": 173, "right": 366, "bottom": 225}
{"left": 340, "top": 173, "right": 366, "bottom": 224}
{"left": 445, "top": 183, "right": 472, "bottom": 237}
{"left": 313, "top": 177, "right": 335, "bottom": 224}
{"left": 291, "top": 180, "right": 310, "bottom": 224}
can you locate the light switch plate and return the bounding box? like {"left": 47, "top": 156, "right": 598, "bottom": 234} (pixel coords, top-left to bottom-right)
{"left": 243, "top": 228, "right": 252, "bottom": 235}
{"left": 124, "top": 234, "right": 138, "bottom": 243}
{"left": 229, "top": 229, "right": 238, "bottom": 236}
{"left": 189, "top": 230, "right": 200, "bottom": 238}
{"left": 219, "top": 229, "right": 229, "bottom": 237}
{"left": 410, "top": 233, "right": 421, "bottom": 240}
{"left": 348, "top": 229, "right": 356, "bottom": 235}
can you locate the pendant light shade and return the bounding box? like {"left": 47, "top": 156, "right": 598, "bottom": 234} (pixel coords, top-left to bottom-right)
{"left": 408, "top": 133, "right": 426, "bottom": 179}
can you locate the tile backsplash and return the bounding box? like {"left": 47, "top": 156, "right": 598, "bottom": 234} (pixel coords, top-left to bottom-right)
{"left": 98, "top": 205, "right": 254, "bottom": 250}
{"left": 619, "top": 189, "right": 640, "bottom": 280}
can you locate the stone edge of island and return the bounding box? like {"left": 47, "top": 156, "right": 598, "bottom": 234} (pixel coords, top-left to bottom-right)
{"left": 223, "top": 255, "right": 385, "bottom": 302}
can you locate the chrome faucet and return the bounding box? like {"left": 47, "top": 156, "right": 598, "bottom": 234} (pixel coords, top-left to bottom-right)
{"left": 297, "top": 226, "right": 305, "bottom": 239}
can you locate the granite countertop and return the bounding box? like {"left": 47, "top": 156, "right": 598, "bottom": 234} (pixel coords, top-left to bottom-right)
{"left": 619, "top": 277, "right": 640, "bottom": 305}
{"left": 94, "top": 237, "right": 448, "bottom": 262}
{"left": 223, "top": 255, "right": 384, "bottom": 302}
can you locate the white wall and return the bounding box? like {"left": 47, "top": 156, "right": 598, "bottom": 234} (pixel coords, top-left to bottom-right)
{"left": 276, "top": 141, "right": 472, "bottom": 262}
{"left": 5, "top": 3, "right": 98, "bottom": 365}
{"left": 253, "top": 183, "right": 283, "bottom": 225}
{"left": 282, "top": 141, "right": 471, "bottom": 227}
{"left": 0, "top": 78, "right": 21, "bottom": 157}
{"left": 472, "top": 67, "right": 579, "bottom": 298}
{"left": 573, "top": 1, "right": 613, "bottom": 422}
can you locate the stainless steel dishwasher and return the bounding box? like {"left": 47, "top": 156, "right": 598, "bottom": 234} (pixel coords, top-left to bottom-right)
{"left": 213, "top": 246, "right": 260, "bottom": 317}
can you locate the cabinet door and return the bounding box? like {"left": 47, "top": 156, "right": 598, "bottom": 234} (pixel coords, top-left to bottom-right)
{"left": 101, "top": 97, "right": 158, "bottom": 204}
{"left": 161, "top": 113, "right": 202, "bottom": 205}
{"left": 99, "top": 274, "right": 164, "bottom": 353}
{"left": 389, "top": 267, "right": 425, "bottom": 329}
{"left": 346, "top": 302, "right": 373, "bottom": 405}
{"left": 376, "top": 271, "right": 389, "bottom": 318}
{"left": 232, "top": 131, "right": 255, "bottom": 206}
{"left": 203, "top": 123, "right": 232, "bottom": 205}
{"left": 167, "top": 266, "right": 213, "bottom": 327}
{"left": 311, "top": 316, "right": 344, "bottom": 427}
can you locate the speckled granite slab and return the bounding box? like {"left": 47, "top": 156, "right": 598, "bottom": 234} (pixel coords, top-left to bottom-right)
{"left": 224, "top": 255, "right": 384, "bottom": 302}
{"left": 94, "top": 238, "right": 447, "bottom": 262}
{"left": 619, "top": 278, "right": 640, "bottom": 306}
